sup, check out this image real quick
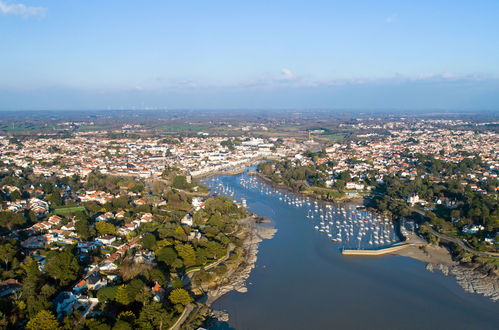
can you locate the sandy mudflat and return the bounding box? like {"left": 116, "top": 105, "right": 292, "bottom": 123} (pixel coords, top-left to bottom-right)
{"left": 393, "top": 244, "right": 457, "bottom": 266}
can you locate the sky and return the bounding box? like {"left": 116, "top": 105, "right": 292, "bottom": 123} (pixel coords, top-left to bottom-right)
{"left": 0, "top": 0, "right": 498, "bottom": 111}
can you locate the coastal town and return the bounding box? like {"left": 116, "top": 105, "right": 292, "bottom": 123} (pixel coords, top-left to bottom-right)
{"left": 0, "top": 113, "right": 497, "bottom": 329}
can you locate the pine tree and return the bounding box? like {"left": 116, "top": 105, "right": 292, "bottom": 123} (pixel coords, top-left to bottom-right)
{"left": 115, "top": 285, "right": 131, "bottom": 306}
{"left": 168, "top": 288, "right": 193, "bottom": 306}
{"left": 26, "top": 310, "right": 59, "bottom": 330}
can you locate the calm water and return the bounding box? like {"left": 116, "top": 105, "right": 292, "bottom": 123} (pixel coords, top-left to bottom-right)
{"left": 201, "top": 170, "right": 499, "bottom": 330}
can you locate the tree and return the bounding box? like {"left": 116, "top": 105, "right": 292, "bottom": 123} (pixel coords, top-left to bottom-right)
{"left": 131, "top": 182, "right": 144, "bottom": 193}
{"left": 83, "top": 201, "right": 102, "bottom": 213}
{"left": 146, "top": 268, "right": 167, "bottom": 286}
{"left": 45, "top": 251, "right": 80, "bottom": 285}
{"left": 175, "top": 244, "right": 197, "bottom": 267}
{"left": 195, "top": 248, "right": 207, "bottom": 265}
{"left": 0, "top": 211, "right": 25, "bottom": 230}
{"left": 10, "top": 190, "right": 22, "bottom": 201}
{"left": 48, "top": 191, "right": 63, "bottom": 206}
{"left": 74, "top": 213, "right": 91, "bottom": 240}
{"left": 26, "top": 310, "right": 59, "bottom": 330}
{"left": 135, "top": 287, "right": 153, "bottom": 306}
{"left": 156, "top": 247, "right": 178, "bottom": 265}
{"left": 96, "top": 221, "right": 116, "bottom": 236}
{"left": 112, "top": 196, "right": 131, "bottom": 210}
{"left": 28, "top": 210, "right": 37, "bottom": 223}
{"left": 205, "top": 241, "right": 226, "bottom": 259}
{"left": 220, "top": 140, "right": 235, "bottom": 151}
{"left": 137, "top": 302, "right": 173, "bottom": 330}
{"left": 113, "top": 320, "right": 133, "bottom": 330}
{"left": 172, "top": 175, "right": 189, "bottom": 189}
{"left": 97, "top": 286, "right": 117, "bottom": 302}
{"left": 21, "top": 259, "right": 51, "bottom": 317}
{"left": 141, "top": 233, "right": 157, "bottom": 250}
{"left": 0, "top": 243, "right": 16, "bottom": 268}
{"left": 450, "top": 209, "right": 460, "bottom": 220}
{"left": 117, "top": 311, "right": 136, "bottom": 324}
{"left": 168, "top": 288, "right": 193, "bottom": 306}
{"left": 84, "top": 318, "right": 112, "bottom": 330}
{"left": 115, "top": 285, "right": 131, "bottom": 306}
{"left": 171, "top": 278, "right": 184, "bottom": 289}
{"left": 126, "top": 279, "right": 145, "bottom": 301}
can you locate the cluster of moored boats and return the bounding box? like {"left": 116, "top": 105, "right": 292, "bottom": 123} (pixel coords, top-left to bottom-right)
{"left": 205, "top": 174, "right": 399, "bottom": 249}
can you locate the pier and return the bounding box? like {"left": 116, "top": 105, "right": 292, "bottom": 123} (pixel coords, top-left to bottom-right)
{"left": 341, "top": 242, "right": 425, "bottom": 256}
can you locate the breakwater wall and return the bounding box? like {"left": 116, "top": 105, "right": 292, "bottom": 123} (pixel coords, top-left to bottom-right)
{"left": 341, "top": 243, "right": 424, "bottom": 256}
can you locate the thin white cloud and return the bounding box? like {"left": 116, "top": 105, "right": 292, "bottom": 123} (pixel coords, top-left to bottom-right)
{"left": 281, "top": 68, "right": 295, "bottom": 80}
{"left": 401, "top": 72, "right": 489, "bottom": 82}
{"left": 90, "top": 71, "right": 495, "bottom": 94}
{"left": 0, "top": 1, "right": 46, "bottom": 17}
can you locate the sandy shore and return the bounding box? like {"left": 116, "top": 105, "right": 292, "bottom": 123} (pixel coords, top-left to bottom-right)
{"left": 394, "top": 244, "right": 499, "bottom": 301}
{"left": 393, "top": 244, "right": 457, "bottom": 266}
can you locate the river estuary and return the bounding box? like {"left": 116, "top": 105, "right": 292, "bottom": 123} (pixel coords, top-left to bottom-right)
{"left": 200, "top": 169, "right": 498, "bottom": 330}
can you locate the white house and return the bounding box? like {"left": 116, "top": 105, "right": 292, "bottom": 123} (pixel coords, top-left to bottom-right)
{"left": 99, "top": 262, "right": 118, "bottom": 271}
{"left": 192, "top": 197, "right": 204, "bottom": 210}
{"left": 407, "top": 193, "right": 420, "bottom": 206}
{"left": 96, "top": 235, "right": 116, "bottom": 245}
{"left": 462, "top": 224, "right": 484, "bottom": 234}
{"left": 181, "top": 214, "right": 193, "bottom": 227}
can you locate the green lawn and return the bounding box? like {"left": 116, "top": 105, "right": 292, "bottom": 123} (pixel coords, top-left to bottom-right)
{"left": 53, "top": 206, "right": 86, "bottom": 214}
{"left": 322, "top": 134, "right": 346, "bottom": 142}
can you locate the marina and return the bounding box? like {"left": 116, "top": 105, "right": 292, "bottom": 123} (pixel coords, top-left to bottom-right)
{"left": 204, "top": 172, "right": 400, "bottom": 250}
{"left": 201, "top": 169, "right": 499, "bottom": 330}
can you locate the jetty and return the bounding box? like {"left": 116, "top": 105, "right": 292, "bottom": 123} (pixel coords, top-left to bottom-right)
{"left": 341, "top": 242, "right": 425, "bottom": 256}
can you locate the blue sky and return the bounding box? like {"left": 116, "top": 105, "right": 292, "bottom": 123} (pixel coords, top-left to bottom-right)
{"left": 1, "top": 0, "right": 498, "bottom": 110}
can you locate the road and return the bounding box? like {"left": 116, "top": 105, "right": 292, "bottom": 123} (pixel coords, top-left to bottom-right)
{"left": 406, "top": 206, "right": 498, "bottom": 258}
{"left": 169, "top": 304, "right": 195, "bottom": 330}
{"left": 426, "top": 226, "right": 499, "bottom": 258}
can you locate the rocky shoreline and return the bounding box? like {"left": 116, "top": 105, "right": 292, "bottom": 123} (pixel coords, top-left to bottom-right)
{"left": 396, "top": 244, "right": 498, "bottom": 302}
{"left": 206, "top": 219, "right": 277, "bottom": 321}
{"left": 426, "top": 262, "right": 499, "bottom": 302}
